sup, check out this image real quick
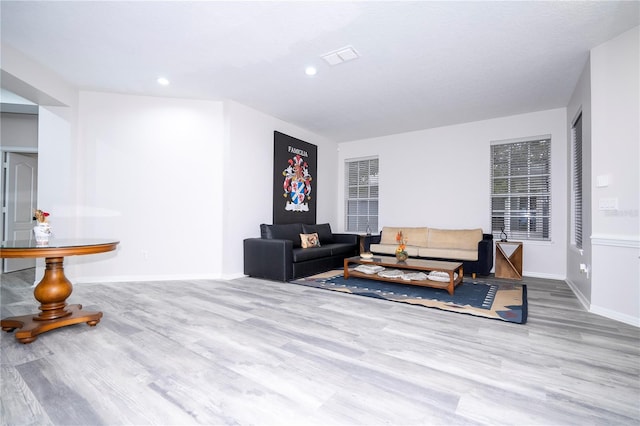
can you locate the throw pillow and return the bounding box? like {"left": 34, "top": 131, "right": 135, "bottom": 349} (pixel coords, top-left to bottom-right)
{"left": 302, "top": 223, "right": 334, "bottom": 244}
{"left": 300, "top": 233, "right": 321, "bottom": 248}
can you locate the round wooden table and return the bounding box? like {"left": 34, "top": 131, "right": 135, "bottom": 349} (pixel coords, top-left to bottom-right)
{"left": 1, "top": 239, "right": 119, "bottom": 343}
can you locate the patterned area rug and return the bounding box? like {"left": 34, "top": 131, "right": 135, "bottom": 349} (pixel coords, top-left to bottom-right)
{"left": 291, "top": 270, "right": 527, "bottom": 324}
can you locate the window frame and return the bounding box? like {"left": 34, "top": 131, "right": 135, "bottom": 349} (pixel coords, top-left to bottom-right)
{"left": 344, "top": 156, "right": 379, "bottom": 233}
{"left": 490, "top": 136, "right": 552, "bottom": 242}
{"left": 571, "top": 113, "right": 583, "bottom": 250}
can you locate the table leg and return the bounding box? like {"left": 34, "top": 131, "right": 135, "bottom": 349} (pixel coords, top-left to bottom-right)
{"left": 1, "top": 257, "right": 102, "bottom": 344}
{"left": 446, "top": 265, "right": 464, "bottom": 296}
{"left": 447, "top": 272, "right": 455, "bottom": 295}
{"left": 344, "top": 258, "right": 350, "bottom": 279}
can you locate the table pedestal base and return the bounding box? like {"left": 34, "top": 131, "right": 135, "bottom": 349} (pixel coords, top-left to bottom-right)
{"left": 1, "top": 304, "right": 102, "bottom": 344}
{"left": 1, "top": 241, "right": 118, "bottom": 344}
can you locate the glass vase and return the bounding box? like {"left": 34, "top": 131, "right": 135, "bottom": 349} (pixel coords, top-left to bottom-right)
{"left": 33, "top": 222, "right": 51, "bottom": 245}
{"left": 396, "top": 251, "right": 408, "bottom": 262}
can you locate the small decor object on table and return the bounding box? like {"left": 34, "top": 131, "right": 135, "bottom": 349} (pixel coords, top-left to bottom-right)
{"left": 500, "top": 226, "right": 508, "bottom": 242}
{"left": 33, "top": 209, "right": 51, "bottom": 245}
{"left": 395, "top": 230, "right": 408, "bottom": 261}
{"left": 360, "top": 252, "right": 374, "bottom": 260}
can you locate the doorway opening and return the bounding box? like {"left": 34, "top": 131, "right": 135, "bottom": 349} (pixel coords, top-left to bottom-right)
{"left": 2, "top": 151, "right": 39, "bottom": 272}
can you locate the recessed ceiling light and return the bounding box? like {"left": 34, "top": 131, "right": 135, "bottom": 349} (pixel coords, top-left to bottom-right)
{"left": 305, "top": 66, "right": 317, "bottom": 76}
{"left": 157, "top": 77, "right": 170, "bottom": 86}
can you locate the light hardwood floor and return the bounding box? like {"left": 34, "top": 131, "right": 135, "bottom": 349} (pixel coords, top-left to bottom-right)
{"left": 1, "top": 268, "right": 638, "bottom": 425}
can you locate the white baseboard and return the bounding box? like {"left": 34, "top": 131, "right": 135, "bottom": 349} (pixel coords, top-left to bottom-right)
{"left": 75, "top": 273, "right": 224, "bottom": 284}
{"left": 590, "top": 304, "right": 640, "bottom": 328}
{"left": 490, "top": 268, "right": 565, "bottom": 281}
{"left": 565, "top": 278, "right": 639, "bottom": 327}
{"left": 523, "top": 271, "right": 565, "bottom": 280}
{"left": 564, "top": 278, "right": 591, "bottom": 311}
{"left": 221, "top": 272, "right": 247, "bottom": 281}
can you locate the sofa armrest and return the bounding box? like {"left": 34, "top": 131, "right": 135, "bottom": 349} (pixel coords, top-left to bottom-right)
{"left": 477, "top": 234, "right": 494, "bottom": 276}
{"left": 370, "top": 234, "right": 382, "bottom": 244}
{"left": 331, "top": 233, "right": 359, "bottom": 245}
{"left": 243, "top": 238, "right": 293, "bottom": 281}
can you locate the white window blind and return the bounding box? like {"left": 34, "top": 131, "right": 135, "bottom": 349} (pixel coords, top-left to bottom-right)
{"left": 572, "top": 113, "right": 583, "bottom": 249}
{"left": 345, "top": 157, "right": 379, "bottom": 233}
{"left": 491, "top": 137, "right": 551, "bottom": 241}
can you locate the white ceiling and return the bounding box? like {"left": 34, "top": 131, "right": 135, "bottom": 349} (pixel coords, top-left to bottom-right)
{"left": 1, "top": 1, "right": 638, "bottom": 142}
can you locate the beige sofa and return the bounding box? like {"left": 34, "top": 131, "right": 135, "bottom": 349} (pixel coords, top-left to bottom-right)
{"left": 369, "top": 226, "right": 494, "bottom": 278}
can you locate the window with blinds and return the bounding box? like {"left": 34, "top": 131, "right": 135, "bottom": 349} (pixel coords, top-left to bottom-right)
{"left": 491, "top": 137, "right": 551, "bottom": 241}
{"left": 345, "top": 157, "right": 379, "bottom": 233}
{"left": 572, "top": 114, "right": 583, "bottom": 249}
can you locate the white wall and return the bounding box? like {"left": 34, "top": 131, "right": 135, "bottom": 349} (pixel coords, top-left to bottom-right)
{"left": 0, "top": 112, "right": 38, "bottom": 149}
{"left": 72, "top": 92, "right": 226, "bottom": 282}
{"left": 37, "top": 106, "right": 75, "bottom": 238}
{"left": 589, "top": 26, "right": 640, "bottom": 326}
{"left": 221, "top": 100, "right": 338, "bottom": 279}
{"left": 565, "top": 58, "right": 593, "bottom": 308}
{"left": 69, "top": 96, "right": 336, "bottom": 282}
{"left": 338, "top": 108, "right": 568, "bottom": 279}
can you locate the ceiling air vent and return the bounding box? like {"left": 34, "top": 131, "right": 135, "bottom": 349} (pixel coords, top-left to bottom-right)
{"left": 321, "top": 46, "right": 360, "bottom": 66}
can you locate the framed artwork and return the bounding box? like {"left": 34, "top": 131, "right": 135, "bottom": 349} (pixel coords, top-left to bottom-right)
{"left": 273, "top": 131, "right": 317, "bottom": 224}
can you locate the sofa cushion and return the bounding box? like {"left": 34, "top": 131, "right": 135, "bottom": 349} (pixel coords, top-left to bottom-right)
{"left": 260, "top": 223, "right": 304, "bottom": 248}
{"left": 327, "top": 243, "right": 357, "bottom": 256}
{"left": 379, "top": 227, "right": 429, "bottom": 247}
{"left": 427, "top": 228, "right": 482, "bottom": 251}
{"left": 292, "top": 246, "right": 333, "bottom": 262}
{"left": 300, "top": 233, "right": 321, "bottom": 248}
{"left": 401, "top": 227, "right": 429, "bottom": 247}
{"left": 418, "top": 247, "right": 479, "bottom": 261}
{"left": 369, "top": 243, "right": 420, "bottom": 257}
{"left": 302, "top": 223, "right": 334, "bottom": 244}
{"left": 379, "top": 227, "right": 399, "bottom": 245}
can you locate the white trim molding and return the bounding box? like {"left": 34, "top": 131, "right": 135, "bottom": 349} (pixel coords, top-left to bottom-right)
{"left": 591, "top": 234, "right": 640, "bottom": 249}
{"left": 525, "top": 271, "right": 566, "bottom": 280}
{"left": 590, "top": 304, "right": 640, "bottom": 328}
{"left": 565, "top": 278, "right": 591, "bottom": 311}
{"left": 0, "top": 146, "right": 38, "bottom": 154}
{"left": 75, "top": 273, "right": 224, "bottom": 284}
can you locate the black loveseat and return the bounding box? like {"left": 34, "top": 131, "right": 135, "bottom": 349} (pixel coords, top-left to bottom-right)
{"left": 243, "top": 223, "right": 359, "bottom": 281}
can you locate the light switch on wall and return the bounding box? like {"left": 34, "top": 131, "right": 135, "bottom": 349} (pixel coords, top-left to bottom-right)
{"left": 596, "top": 175, "right": 610, "bottom": 188}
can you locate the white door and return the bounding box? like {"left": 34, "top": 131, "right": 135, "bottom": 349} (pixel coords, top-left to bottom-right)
{"left": 3, "top": 152, "right": 38, "bottom": 272}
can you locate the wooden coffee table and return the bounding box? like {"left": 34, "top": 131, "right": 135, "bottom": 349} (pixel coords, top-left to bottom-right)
{"left": 344, "top": 255, "right": 463, "bottom": 295}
